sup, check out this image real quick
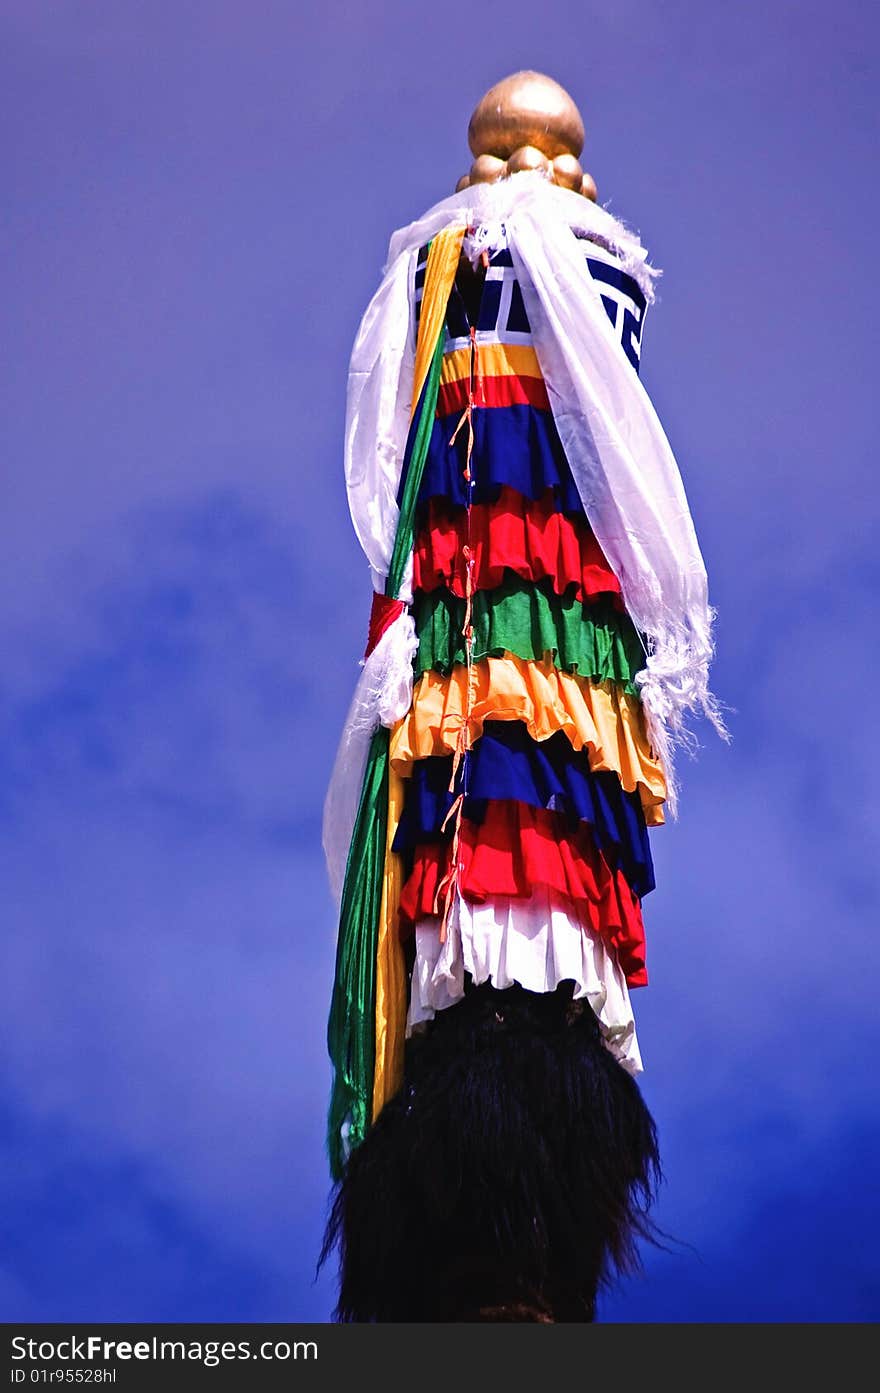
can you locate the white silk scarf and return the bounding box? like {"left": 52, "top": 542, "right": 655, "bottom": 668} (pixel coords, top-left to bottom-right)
{"left": 325, "top": 173, "right": 724, "bottom": 891}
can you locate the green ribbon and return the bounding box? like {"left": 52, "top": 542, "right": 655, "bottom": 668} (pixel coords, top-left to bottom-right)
{"left": 387, "top": 334, "right": 445, "bottom": 599}
{"left": 325, "top": 724, "right": 389, "bottom": 1177}
{"left": 326, "top": 302, "right": 446, "bottom": 1179}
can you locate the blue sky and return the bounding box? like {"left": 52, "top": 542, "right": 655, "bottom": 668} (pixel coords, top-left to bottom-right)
{"left": 1, "top": 1, "right": 877, "bottom": 1321}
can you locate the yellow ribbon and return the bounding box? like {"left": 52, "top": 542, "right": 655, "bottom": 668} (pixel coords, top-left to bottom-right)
{"left": 372, "top": 222, "right": 465, "bottom": 1124}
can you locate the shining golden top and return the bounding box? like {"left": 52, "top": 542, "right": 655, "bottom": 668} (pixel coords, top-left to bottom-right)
{"left": 458, "top": 71, "right": 596, "bottom": 201}
{"left": 468, "top": 71, "right": 584, "bottom": 161}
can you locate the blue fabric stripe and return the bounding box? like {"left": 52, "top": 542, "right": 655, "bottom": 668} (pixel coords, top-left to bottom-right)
{"left": 507, "top": 278, "right": 530, "bottom": 333}
{"left": 391, "top": 721, "right": 655, "bottom": 898}
{"left": 409, "top": 404, "right": 585, "bottom": 513}
{"left": 584, "top": 257, "right": 647, "bottom": 311}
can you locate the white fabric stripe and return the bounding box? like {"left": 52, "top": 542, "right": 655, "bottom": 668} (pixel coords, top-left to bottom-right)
{"left": 446, "top": 328, "right": 535, "bottom": 351}
{"left": 408, "top": 890, "right": 642, "bottom": 1075}
{"left": 497, "top": 266, "right": 514, "bottom": 335}
{"left": 592, "top": 282, "right": 639, "bottom": 317}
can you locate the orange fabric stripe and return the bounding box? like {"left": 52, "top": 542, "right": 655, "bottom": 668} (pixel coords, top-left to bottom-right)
{"left": 440, "top": 342, "right": 543, "bottom": 388}
{"left": 390, "top": 657, "right": 667, "bottom": 823}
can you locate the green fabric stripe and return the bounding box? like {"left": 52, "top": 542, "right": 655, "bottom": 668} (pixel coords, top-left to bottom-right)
{"left": 412, "top": 577, "right": 646, "bottom": 694}
{"left": 327, "top": 281, "right": 447, "bottom": 1178}
{"left": 387, "top": 331, "right": 446, "bottom": 599}
{"left": 326, "top": 724, "right": 389, "bottom": 1179}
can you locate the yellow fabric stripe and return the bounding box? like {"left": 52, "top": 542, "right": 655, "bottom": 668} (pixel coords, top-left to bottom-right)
{"left": 389, "top": 656, "right": 667, "bottom": 822}
{"left": 440, "top": 342, "right": 543, "bottom": 387}
{"left": 371, "top": 767, "right": 407, "bottom": 1123}
{"left": 411, "top": 226, "right": 466, "bottom": 416}
{"left": 371, "top": 229, "right": 464, "bottom": 1119}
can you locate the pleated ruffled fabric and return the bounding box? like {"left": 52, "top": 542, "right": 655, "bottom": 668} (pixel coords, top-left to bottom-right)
{"left": 392, "top": 720, "right": 654, "bottom": 899}
{"left": 413, "top": 488, "right": 623, "bottom": 602}
{"left": 326, "top": 204, "right": 688, "bottom": 1160}
{"left": 390, "top": 656, "right": 667, "bottom": 822}
{"left": 408, "top": 890, "right": 642, "bottom": 1074}
{"left": 413, "top": 579, "right": 644, "bottom": 690}
{"left": 414, "top": 404, "right": 585, "bottom": 513}
{"left": 397, "top": 800, "right": 647, "bottom": 987}
{"left": 387, "top": 275, "right": 665, "bottom": 1081}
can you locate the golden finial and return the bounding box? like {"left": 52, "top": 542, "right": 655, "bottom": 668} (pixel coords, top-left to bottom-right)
{"left": 457, "top": 71, "right": 597, "bottom": 200}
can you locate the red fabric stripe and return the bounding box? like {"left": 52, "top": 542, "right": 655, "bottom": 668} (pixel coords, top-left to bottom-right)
{"left": 398, "top": 801, "right": 647, "bottom": 986}
{"left": 364, "top": 593, "right": 406, "bottom": 659}
{"left": 413, "top": 487, "right": 623, "bottom": 604}
{"left": 437, "top": 373, "right": 550, "bottom": 417}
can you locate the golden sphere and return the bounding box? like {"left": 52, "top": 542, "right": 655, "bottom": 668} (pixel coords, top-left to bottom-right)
{"left": 468, "top": 71, "right": 585, "bottom": 161}
{"left": 552, "top": 153, "right": 583, "bottom": 191}
{"left": 581, "top": 171, "right": 598, "bottom": 201}
{"left": 469, "top": 153, "right": 507, "bottom": 184}
{"left": 507, "top": 145, "right": 550, "bottom": 175}
{"left": 455, "top": 174, "right": 471, "bottom": 192}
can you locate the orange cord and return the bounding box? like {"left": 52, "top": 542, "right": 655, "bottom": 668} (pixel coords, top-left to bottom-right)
{"left": 434, "top": 326, "right": 479, "bottom": 943}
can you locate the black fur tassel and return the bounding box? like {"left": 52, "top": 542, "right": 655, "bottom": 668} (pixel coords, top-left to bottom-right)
{"left": 321, "top": 980, "right": 661, "bottom": 1322}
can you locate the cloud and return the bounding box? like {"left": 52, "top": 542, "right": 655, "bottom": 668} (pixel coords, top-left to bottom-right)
{"left": 2, "top": 0, "right": 877, "bottom": 1322}
{"left": 0, "top": 493, "right": 343, "bottom": 1315}
{"left": 0, "top": 1098, "right": 335, "bottom": 1321}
